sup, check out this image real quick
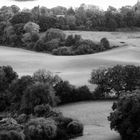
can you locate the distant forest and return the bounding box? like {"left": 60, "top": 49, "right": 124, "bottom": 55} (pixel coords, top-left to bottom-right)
{"left": 0, "top": 2, "right": 140, "bottom": 32}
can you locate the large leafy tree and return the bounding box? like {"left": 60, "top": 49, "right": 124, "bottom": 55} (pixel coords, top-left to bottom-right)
{"left": 0, "top": 6, "right": 14, "bottom": 22}
{"left": 20, "top": 82, "right": 58, "bottom": 114}
{"left": 11, "top": 5, "right": 20, "bottom": 14}
{"left": 24, "top": 21, "right": 40, "bottom": 33}
{"left": 38, "top": 16, "right": 57, "bottom": 32}
{"left": 90, "top": 65, "right": 140, "bottom": 97}
{"left": 0, "top": 66, "right": 18, "bottom": 92}
{"left": 108, "top": 90, "right": 140, "bottom": 140}
{"left": 10, "top": 12, "right": 33, "bottom": 25}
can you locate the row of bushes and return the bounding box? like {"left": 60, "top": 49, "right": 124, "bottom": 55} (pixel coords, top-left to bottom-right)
{"left": 0, "top": 103, "right": 84, "bottom": 140}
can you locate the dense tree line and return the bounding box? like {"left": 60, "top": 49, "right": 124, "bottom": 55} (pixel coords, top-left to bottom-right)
{"left": 1, "top": 4, "right": 133, "bottom": 55}
{"left": 0, "top": 18, "right": 113, "bottom": 55}
{"left": 2, "top": 64, "right": 140, "bottom": 114}
{"left": 0, "top": 66, "right": 95, "bottom": 113}
{"left": 0, "top": 3, "right": 140, "bottom": 32}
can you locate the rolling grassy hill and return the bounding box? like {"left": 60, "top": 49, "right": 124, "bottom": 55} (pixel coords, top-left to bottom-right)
{"left": 0, "top": 31, "right": 140, "bottom": 140}
{"left": 0, "top": 31, "right": 140, "bottom": 87}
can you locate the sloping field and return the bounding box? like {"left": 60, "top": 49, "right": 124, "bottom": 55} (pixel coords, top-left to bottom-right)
{"left": 0, "top": 31, "right": 140, "bottom": 87}
{"left": 0, "top": 32, "right": 140, "bottom": 140}
{"left": 58, "top": 101, "right": 120, "bottom": 140}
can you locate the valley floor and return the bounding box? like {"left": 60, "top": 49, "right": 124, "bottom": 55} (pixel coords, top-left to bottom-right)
{"left": 58, "top": 101, "right": 121, "bottom": 140}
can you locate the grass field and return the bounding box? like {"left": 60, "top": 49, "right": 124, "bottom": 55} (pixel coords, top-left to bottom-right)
{"left": 0, "top": 31, "right": 140, "bottom": 88}
{"left": 0, "top": 31, "right": 140, "bottom": 139}
{"left": 57, "top": 101, "right": 120, "bottom": 140}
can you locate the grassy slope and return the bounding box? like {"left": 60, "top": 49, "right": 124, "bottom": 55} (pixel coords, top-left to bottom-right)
{"left": 0, "top": 31, "right": 140, "bottom": 139}
{"left": 0, "top": 31, "right": 140, "bottom": 87}
{"left": 58, "top": 101, "right": 120, "bottom": 140}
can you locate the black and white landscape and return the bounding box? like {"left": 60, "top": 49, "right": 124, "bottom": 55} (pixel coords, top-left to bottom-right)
{"left": 0, "top": 0, "right": 140, "bottom": 140}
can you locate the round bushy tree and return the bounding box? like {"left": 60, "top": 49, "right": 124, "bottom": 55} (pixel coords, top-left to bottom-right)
{"left": 108, "top": 90, "right": 140, "bottom": 140}
{"left": 44, "top": 28, "right": 66, "bottom": 42}
{"left": 0, "top": 66, "right": 18, "bottom": 92}
{"left": 10, "top": 12, "right": 33, "bottom": 25}
{"left": 100, "top": 37, "right": 110, "bottom": 50}
{"left": 24, "top": 118, "right": 57, "bottom": 140}
{"left": 0, "top": 130, "right": 24, "bottom": 140}
{"left": 34, "top": 104, "right": 52, "bottom": 117}
{"left": 67, "top": 120, "right": 84, "bottom": 136}
{"left": 20, "top": 82, "right": 58, "bottom": 114}
{"left": 24, "top": 22, "right": 40, "bottom": 33}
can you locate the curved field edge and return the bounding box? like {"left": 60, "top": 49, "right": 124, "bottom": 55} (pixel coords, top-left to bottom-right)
{"left": 57, "top": 101, "right": 121, "bottom": 140}
{"left": 0, "top": 45, "right": 139, "bottom": 87}
{"left": 0, "top": 31, "right": 140, "bottom": 87}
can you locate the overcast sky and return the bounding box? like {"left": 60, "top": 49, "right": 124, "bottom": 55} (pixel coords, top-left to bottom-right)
{"left": 0, "top": 0, "right": 138, "bottom": 10}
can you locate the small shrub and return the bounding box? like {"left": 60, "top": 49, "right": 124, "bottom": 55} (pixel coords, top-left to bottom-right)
{"left": 16, "top": 114, "right": 28, "bottom": 124}
{"left": 52, "top": 47, "right": 72, "bottom": 55}
{"left": 75, "top": 44, "right": 94, "bottom": 55}
{"left": 100, "top": 38, "right": 110, "bottom": 50}
{"left": 65, "top": 34, "right": 81, "bottom": 46}
{"left": 30, "top": 32, "right": 40, "bottom": 42}
{"left": 0, "top": 118, "right": 22, "bottom": 131}
{"left": 54, "top": 116, "right": 73, "bottom": 140}
{"left": 33, "top": 39, "right": 46, "bottom": 52}
{"left": 44, "top": 39, "right": 60, "bottom": 51}
{"left": 44, "top": 28, "right": 66, "bottom": 42}
{"left": 9, "top": 130, "right": 25, "bottom": 140}
{"left": 24, "top": 117, "right": 57, "bottom": 140}
{"left": 54, "top": 116, "right": 73, "bottom": 130}
{"left": 67, "top": 120, "right": 84, "bottom": 137}
{"left": 34, "top": 104, "right": 52, "bottom": 117}
{"left": 73, "top": 39, "right": 97, "bottom": 55}
{"left": 0, "top": 130, "right": 24, "bottom": 140}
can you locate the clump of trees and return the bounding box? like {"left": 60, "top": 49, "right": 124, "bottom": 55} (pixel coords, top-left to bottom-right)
{"left": 0, "top": 66, "right": 84, "bottom": 140}
{"left": 0, "top": 66, "right": 94, "bottom": 113}
{"left": 0, "top": 12, "right": 113, "bottom": 55}
{"left": 0, "top": 5, "right": 114, "bottom": 55}
{"left": 1, "top": 4, "right": 139, "bottom": 55}
{"left": 108, "top": 90, "right": 140, "bottom": 140}
{"left": 90, "top": 65, "right": 140, "bottom": 98}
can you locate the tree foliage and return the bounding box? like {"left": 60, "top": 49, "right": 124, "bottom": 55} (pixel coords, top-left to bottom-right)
{"left": 108, "top": 90, "right": 140, "bottom": 140}
{"left": 90, "top": 65, "right": 140, "bottom": 97}
{"left": 24, "top": 22, "right": 40, "bottom": 33}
